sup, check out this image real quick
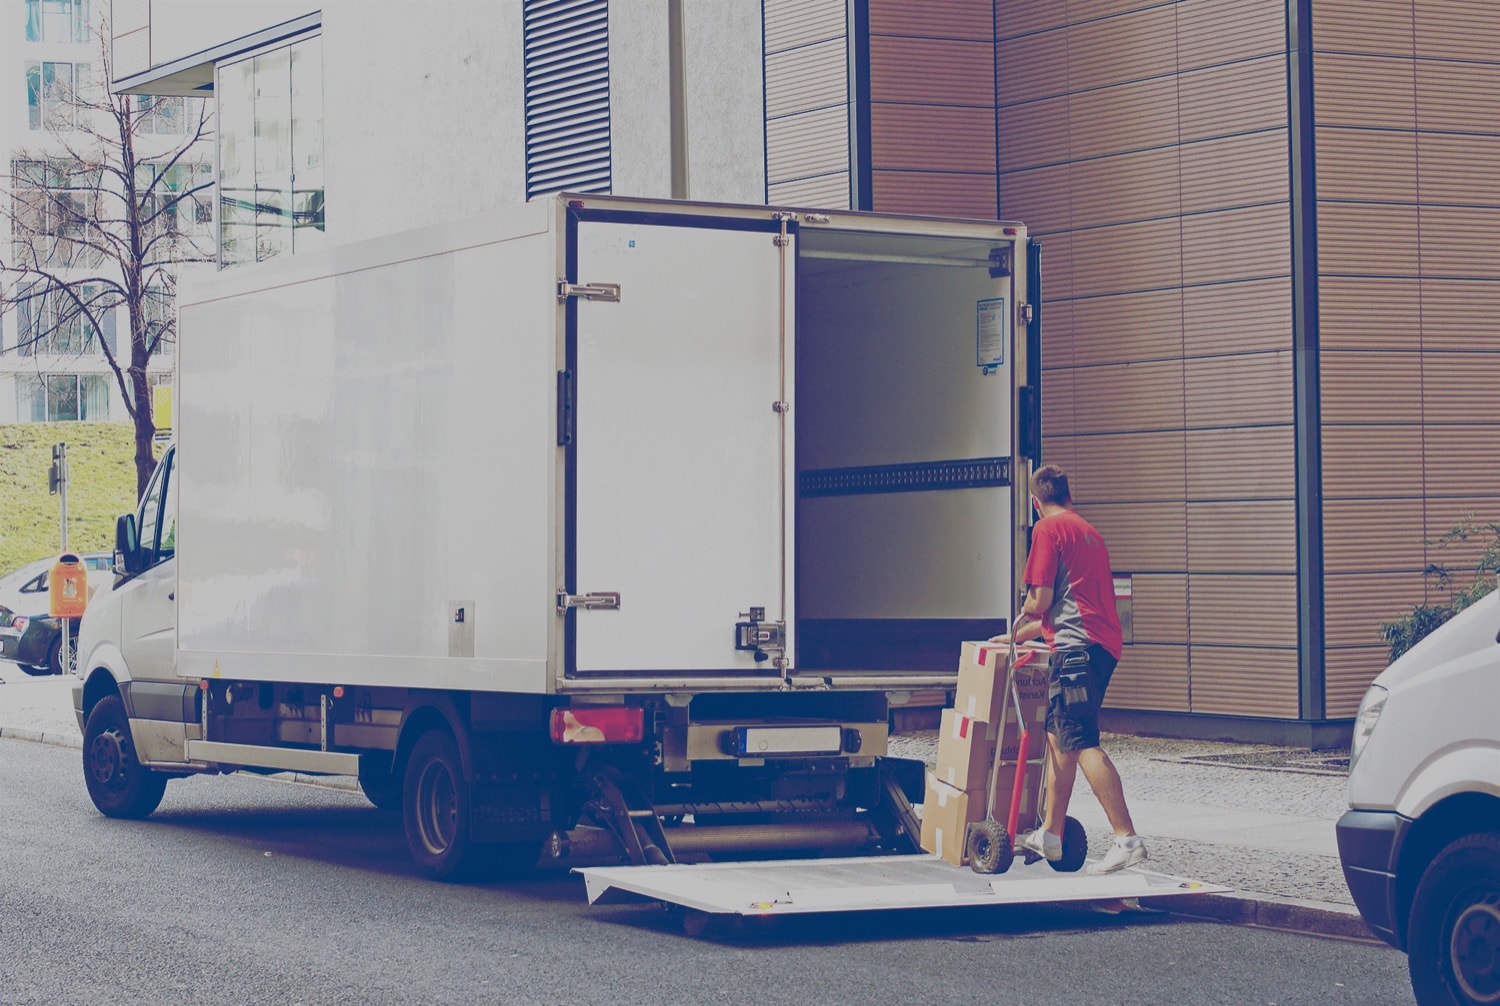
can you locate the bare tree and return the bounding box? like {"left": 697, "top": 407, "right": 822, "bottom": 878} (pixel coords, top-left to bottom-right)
{"left": 3, "top": 30, "right": 213, "bottom": 496}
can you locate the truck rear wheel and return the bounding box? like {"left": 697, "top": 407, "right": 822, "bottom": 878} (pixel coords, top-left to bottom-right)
{"left": 404, "top": 729, "right": 476, "bottom": 880}
{"left": 83, "top": 695, "right": 167, "bottom": 819}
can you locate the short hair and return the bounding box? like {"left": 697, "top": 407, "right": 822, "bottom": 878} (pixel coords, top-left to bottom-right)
{"left": 1030, "top": 464, "right": 1072, "bottom": 506}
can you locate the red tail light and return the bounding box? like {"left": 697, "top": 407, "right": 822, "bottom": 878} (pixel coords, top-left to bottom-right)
{"left": 550, "top": 706, "right": 644, "bottom": 745}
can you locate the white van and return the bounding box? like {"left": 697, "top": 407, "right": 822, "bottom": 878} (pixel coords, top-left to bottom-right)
{"left": 1338, "top": 587, "right": 1500, "bottom": 1006}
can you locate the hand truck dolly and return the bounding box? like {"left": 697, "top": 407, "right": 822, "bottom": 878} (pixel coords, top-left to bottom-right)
{"left": 963, "top": 634, "right": 1088, "bottom": 874}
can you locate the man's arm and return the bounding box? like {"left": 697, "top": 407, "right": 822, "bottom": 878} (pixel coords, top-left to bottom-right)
{"left": 992, "top": 584, "right": 1054, "bottom": 644}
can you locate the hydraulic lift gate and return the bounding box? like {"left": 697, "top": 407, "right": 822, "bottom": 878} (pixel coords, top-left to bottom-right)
{"left": 579, "top": 855, "right": 1229, "bottom": 917}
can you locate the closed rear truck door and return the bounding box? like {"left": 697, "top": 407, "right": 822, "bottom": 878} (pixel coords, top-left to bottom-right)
{"left": 563, "top": 209, "right": 794, "bottom": 676}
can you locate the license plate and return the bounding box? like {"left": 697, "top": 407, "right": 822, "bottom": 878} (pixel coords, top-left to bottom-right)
{"left": 732, "top": 725, "right": 844, "bottom": 757}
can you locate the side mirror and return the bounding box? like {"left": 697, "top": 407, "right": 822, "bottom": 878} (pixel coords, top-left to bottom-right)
{"left": 115, "top": 513, "right": 143, "bottom": 577}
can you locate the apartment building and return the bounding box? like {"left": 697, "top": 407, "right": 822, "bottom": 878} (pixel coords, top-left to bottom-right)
{"left": 112, "top": 0, "right": 1500, "bottom": 742}
{"left": 1, "top": 0, "right": 209, "bottom": 424}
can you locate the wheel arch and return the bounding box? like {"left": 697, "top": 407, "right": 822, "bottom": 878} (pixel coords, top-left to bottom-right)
{"left": 393, "top": 692, "right": 473, "bottom": 786}
{"left": 1396, "top": 791, "right": 1500, "bottom": 947}
{"left": 80, "top": 665, "right": 126, "bottom": 724}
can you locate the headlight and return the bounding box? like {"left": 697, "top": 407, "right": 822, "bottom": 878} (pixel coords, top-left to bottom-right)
{"left": 1350, "top": 684, "right": 1388, "bottom": 769}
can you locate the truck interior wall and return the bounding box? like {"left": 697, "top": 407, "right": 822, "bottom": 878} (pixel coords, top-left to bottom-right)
{"left": 176, "top": 222, "right": 557, "bottom": 692}
{"left": 794, "top": 252, "right": 1014, "bottom": 672}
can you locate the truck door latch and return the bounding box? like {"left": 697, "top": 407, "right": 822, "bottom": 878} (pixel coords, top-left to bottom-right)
{"left": 557, "top": 280, "right": 621, "bottom": 303}
{"left": 557, "top": 591, "right": 621, "bottom": 612}
{"left": 735, "top": 607, "right": 786, "bottom": 663}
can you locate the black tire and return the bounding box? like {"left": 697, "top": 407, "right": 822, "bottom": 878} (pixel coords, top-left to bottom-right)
{"left": 1409, "top": 832, "right": 1500, "bottom": 1006}
{"left": 967, "top": 820, "right": 1012, "bottom": 875}
{"left": 357, "top": 752, "right": 402, "bottom": 811}
{"left": 403, "top": 728, "right": 484, "bottom": 881}
{"left": 18, "top": 660, "right": 52, "bottom": 677}
{"left": 46, "top": 633, "right": 73, "bottom": 676}
{"left": 82, "top": 694, "right": 168, "bottom": 819}
{"left": 1051, "top": 816, "right": 1089, "bottom": 874}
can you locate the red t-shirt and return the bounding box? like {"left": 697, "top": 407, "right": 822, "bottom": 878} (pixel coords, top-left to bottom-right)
{"left": 1023, "top": 509, "right": 1123, "bottom": 659}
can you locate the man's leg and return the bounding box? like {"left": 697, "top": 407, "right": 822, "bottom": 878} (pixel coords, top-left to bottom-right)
{"left": 1041, "top": 732, "right": 1078, "bottom": 837}
{"left": 1076, "top": 745, "right": 1137, "bottom": 838}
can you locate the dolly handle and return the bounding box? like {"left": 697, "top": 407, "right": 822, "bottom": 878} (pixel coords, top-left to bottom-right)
{"left": 1006, "top": 725, "right": 1030, "bottom": 838}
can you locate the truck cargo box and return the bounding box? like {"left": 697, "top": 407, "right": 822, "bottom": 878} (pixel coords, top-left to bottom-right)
{"left": 174, "top": 194, "right": 1034, "bottom": 697}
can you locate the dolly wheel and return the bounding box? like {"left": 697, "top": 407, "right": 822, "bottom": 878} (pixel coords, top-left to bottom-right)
{"left": 1051, "top": 816, "right": 1089, "bottom": 873}
{"left": 967, "top": 820, "right": 1012, "bottom": 875}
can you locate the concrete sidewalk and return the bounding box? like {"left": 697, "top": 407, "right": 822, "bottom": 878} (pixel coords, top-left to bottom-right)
{"left": 0, "top": 669, "right": 1370, "bottom": 940}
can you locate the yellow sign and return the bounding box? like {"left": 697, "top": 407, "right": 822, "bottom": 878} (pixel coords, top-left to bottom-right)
{"left": 151, "top": 383, "right": 173, "bottom": 432}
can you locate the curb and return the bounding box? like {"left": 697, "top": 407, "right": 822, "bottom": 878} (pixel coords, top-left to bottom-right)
{"left": 1146, "top": 889, "right": 1378, "bottom": 943}
{"left": 0, "top": 725, "right": 82, "bottom": 750}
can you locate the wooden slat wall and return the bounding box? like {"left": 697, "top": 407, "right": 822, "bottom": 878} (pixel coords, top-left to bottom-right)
{"left": 866, "top": 0, "right": 997, "bottom": 217}
{"left": 998, "top": 0, "right": 1297, "bottom": 718}
{"left": 1314, "top": 0, "right": 1500, "bottom": 715}
{"left": 763, "top": 0, "right": 851, "bottom": 207}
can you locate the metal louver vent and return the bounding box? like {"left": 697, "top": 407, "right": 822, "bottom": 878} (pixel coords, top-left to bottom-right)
{"left": 523, "top": 0, "right": 611, "bottom": 199}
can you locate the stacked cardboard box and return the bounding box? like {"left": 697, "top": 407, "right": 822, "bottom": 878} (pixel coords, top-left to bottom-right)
{"left": 920, "top": 640, "right": 1050, "bottom": 866}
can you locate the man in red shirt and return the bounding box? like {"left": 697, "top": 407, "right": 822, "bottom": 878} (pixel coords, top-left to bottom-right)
{"left": 993, "top": 463, "right": 1147, "bottom": 875}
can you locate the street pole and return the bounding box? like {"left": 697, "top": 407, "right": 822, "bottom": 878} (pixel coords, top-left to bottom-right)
{"left": 51, "top": 443, "right": 71, "bottom": 674}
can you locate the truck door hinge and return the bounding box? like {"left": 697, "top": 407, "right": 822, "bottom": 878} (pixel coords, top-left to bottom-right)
{"left": 558, "top": 280, "right": 621, "bottom": 303}
{"left": 557, "top": 591, "right": 621, "bottom": 612}
{"left": 1019, "top": 302, "right": 1035, "bottom": 326}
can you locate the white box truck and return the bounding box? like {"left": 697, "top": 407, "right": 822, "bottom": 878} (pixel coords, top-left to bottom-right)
{"left": 73, "top": 194, "right": 1041, "bottom": 879}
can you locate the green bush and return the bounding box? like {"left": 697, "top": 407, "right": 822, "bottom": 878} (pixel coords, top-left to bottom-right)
{"left": 0, "top": 423, "right": 143, "bottom": 575}
{"left": 1381, "top": 515, "right": 1500, "bottom": 663}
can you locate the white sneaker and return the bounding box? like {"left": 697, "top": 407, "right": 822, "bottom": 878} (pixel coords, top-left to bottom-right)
{"left": 1088, "top": 835, "right": 1147, "bottom": 875}
{"left": 1018, "top": 828, "right": 1062, "bottom": 862}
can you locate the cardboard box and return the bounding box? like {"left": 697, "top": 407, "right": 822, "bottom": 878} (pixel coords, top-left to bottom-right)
{"left": 936, "top": 661, "right": 1051, "bottom": 793}
{"left": 954, "top": 640, "right": 1049, "bottom": 723}
{"left": 935, "top": 707, "right": 1000, "bottom": 792}
{"left": 920, "top": 765, "right": 1048, "bottom": 868}
{"left": 919, "top": 774, "right": 983, "bottom": 867}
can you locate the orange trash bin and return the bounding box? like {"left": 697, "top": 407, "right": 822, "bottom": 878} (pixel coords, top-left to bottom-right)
{"left": 49, "top": 553, "right": 89, "bottom": 619}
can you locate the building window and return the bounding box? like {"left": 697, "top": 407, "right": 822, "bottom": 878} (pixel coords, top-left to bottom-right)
{"left": 10, "top": 158, "right": 103, "bottom": 267}
{"left": 15, "top": 281, "right": 114, "bottom": 358}
{"left": 134, "top": 93, "right": 186, "bottom": 134}
{"left": 25, "top": 61, "right": 85, "bottom": 131}
{"left": 25, "top": 0, "right": 90, "bottom": 43}
{"left": 16, "top": 373, "right": 110, "bottom": 422}
{"left": 138, "top": 161, "right": 213, "bottom": 241}
{"left": 522, "top": 0, "right": 611, "bottom": 198}
{"left": 141, "top": 282, "right": 173, "bottom": 358}
{"left": 218, "top": 36, "right": 324, "bottom": 267}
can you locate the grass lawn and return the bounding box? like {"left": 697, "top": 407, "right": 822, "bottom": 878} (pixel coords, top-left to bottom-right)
{"left": 0, "top": 423, "right": 148, "bottom": 575}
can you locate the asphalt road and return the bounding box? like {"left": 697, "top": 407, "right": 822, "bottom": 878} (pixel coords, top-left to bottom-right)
{"left": 0, "top": 738, "right": 1414, "bottom": 1006}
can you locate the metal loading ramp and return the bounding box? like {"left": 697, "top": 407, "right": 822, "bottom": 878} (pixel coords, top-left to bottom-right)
{"left": 578, "top": 854, "right": 1230, "bottom": 918}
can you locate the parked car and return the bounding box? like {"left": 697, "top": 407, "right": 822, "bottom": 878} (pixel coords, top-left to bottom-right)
{"left": 1338, "top": 586, "right": 1500, "bottom": 1006}
{"left": 0, "top": 553, "right": 113, "bottom": 676}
